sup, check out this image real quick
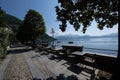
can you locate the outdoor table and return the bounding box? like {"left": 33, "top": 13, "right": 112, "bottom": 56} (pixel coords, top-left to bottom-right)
{"left": 62, "top": 45, "right": 83, "bottom": 54}
{"left": 49, "top": 47, "right": 63, "bottom": 55}
{"left": 71, "top": 51, "right": 86, "bottom": 56}
{"left": 70, "top": 51, "right": 86, "bottom": 67}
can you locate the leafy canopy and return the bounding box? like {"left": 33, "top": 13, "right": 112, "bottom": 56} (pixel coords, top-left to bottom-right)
{"left": 55, "top": 0, "right": 118, "bottom": 33}
{"left": 17, "top": 9, "right": 46, "bottom": 43}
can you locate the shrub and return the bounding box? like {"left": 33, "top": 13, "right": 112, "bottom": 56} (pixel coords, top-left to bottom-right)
{"left": 0, "top": 28, "right": 9, "bottom": 59}
{"left": 0, "top": 44, "right": 6, "bottom": 59}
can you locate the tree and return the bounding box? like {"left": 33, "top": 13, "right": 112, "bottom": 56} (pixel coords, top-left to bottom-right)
{"left": 17, "top": 9, "right": 46, "bottom": 48}
{"left": 55, "top": 0, "right": 118, "bottom": 33}
{"left": 16, "top": 25, "right": 26, "bottom": 43}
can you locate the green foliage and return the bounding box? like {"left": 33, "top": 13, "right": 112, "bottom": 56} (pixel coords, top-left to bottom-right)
{"left": 3, "top": 30, "right": 9, "bottom": 53}
{"left": 0, "top": 45, "right": 5, "bottom": 59}
{"left": 0, "top": 28, "right": 9, "bottom": 59}
{"left": 55, "top": 0, "right": 118, "bottom": 33}
{"left": 17, "top": 9, "right": 46, "bottom": 44}
{"left": 0, "top": 9, "right": 9, "bottom": 59}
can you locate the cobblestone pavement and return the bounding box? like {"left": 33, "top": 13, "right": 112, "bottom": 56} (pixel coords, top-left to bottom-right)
{"left": 3, "top": 53, "right": 32, "bottom": 80}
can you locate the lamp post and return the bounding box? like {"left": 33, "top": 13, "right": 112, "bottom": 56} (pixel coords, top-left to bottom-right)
{"left": 51, "top": 28, "right": 55, "bottom": 47}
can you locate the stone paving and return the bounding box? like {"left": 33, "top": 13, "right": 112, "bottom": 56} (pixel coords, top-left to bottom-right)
{"left": 2, "top": 53, "right": 32, "bottom": 80}
{"left": 26, "top": 51, "right": 92, "bottom": 80}
{"left": 0, "top": 45, "right": 98, "bottom": 80}
{"left": 0, "top": 54, "right": 12, "bottom": 80}
{"left": 24, "top": 51, "right": 57, "bottom": 80}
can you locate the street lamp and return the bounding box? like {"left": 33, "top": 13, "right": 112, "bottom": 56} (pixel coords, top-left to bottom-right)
{"left": 51, "top": 28, "right": 55, "bottom": 48}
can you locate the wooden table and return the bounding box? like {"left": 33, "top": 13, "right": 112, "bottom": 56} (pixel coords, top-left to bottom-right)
{"left": 71, "top": 51, "right": 85, "bottom": 56}
{"left": 71, "top": 51, "right": 86, "bottom": 66}
{"left": 62, "top": 45, "right": 83, "bottom": 54}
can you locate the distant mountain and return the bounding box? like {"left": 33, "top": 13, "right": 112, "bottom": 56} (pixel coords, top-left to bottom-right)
{"left": 39, "top": 33, "right": 55, "bottom": 42}
{"left": 56, "top": 34, "right": 91, "bottom": 40}
{"left": 100, "top": 33, "right": 118, "bottom": 38}
{"left": 56, "top": 34, "right": 80, "bottom": 40}
{"left": 56, "top": 33, "right": 118, "bottom": 40}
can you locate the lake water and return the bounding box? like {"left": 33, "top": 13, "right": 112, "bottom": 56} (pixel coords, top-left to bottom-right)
{"left": 54, "top": 37, "right": 118, "bottom": 57}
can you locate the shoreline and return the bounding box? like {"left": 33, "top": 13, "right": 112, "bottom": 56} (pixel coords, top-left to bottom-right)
{"left": 54, "top": 45, "right": 118, "bottom": 58}
{"left": 84, "top": 51, "right": 117, "bottom": 58}
{"left": 54, "top": 38, "right": 118, "bottom": 57}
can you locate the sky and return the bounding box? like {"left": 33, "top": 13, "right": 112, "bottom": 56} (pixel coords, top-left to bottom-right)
{"left": 0, "top": 0, "right": 118, "bottom": 37}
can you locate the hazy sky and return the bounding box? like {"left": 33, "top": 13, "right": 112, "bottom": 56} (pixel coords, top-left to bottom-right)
{"left": 1, "top": 0, "right": 118, "bottom": 37}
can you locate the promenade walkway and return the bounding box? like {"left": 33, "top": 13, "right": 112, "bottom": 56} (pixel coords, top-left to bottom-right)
{"left": 0, "top": 44, "right": 98, "bottom": 80}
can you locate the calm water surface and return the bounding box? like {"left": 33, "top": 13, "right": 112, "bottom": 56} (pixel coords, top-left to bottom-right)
{"left": 54, "top": 37, "right": 118, "bottom": 56}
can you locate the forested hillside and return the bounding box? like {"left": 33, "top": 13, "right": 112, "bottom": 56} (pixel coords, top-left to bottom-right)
{"left": 1, "top": 14, "right": 22, "bottom": 32}
{"left": 1, "top": 13, "right": 54, "bottom": 42}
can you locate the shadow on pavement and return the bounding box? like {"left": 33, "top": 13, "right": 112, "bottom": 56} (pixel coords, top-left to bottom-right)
{"left": 7, "top": 47, "right": 33, "bottom": 54}
{"left": 67, "top": 64, "right": 83, "bottom": 74}
{"left": 33, "top": 74, "right": 78, "bottom": 80}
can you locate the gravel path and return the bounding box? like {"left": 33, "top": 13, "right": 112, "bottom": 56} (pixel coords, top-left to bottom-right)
{"left": 2, "top": 53, "right": 32, "bottom": 80}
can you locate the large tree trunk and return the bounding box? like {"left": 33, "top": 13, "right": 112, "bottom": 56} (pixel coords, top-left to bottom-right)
{"left": 32, "top": 39, "right": 36, "bottom": 49}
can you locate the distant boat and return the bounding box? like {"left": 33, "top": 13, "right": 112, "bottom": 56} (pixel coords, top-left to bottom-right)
{"left": 57, "top": 41, "right": 61, "bottom": 43}
{"left": 68, "top": 41, "right": 73, "bottom": 44}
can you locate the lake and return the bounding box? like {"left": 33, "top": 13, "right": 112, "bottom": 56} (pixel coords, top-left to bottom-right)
{"left": 54, "top": 37, "right": 118, "bottom": 57}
